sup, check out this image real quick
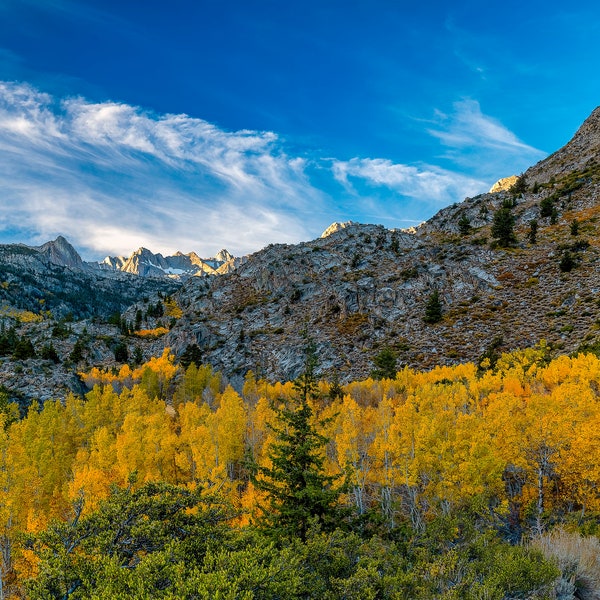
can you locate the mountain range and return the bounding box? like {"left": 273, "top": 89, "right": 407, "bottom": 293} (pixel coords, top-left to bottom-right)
{"left": 33, "top": 235, "right": 239, "bottom": 280}
{"left": 2, "top": 105, "right": 600, "bottom": 401}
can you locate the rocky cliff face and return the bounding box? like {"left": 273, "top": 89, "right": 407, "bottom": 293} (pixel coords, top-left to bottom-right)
{"left": 37, "top": 236, "right": 88, "bottom": 270}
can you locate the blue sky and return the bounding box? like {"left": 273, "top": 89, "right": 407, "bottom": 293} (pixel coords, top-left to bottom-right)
{"left": 1, "top": 0, "right": 599, "bottom": 259}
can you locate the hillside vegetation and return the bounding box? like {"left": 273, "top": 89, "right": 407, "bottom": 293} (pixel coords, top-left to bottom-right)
{"left": 2, "top": 345, "right": 600, "bottom": 598}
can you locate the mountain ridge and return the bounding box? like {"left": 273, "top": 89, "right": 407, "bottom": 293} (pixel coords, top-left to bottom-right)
{"left": 2, "top": 105, "right": 600, "bottom": 400}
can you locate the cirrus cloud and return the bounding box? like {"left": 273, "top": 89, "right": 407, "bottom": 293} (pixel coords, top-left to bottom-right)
{"left": 0, "top": 82, "right": 547, "bottom": 258}
{"left": 0, "top": 81, "right": 328, "bottom": 258}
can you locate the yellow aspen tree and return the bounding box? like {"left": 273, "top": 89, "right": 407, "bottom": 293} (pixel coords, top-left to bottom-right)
{"left": 390, "top": 395, "right": 426, "bottom": 531}
{"left": 133, "top": 348, "right": 179, "bottom": 400}
{"left": 176, "top": 400, "right": 212, "bottom": 482}
{"left": 69, "top": 426, "right": 120, "bottom": 509}
{"left": 369, "top": 396, "right": 398, "bottom": 527}
{"left": 213, "top": 386, "right": 247, "bottom": 481}
{"left": 333, "top": 395, "right": 373, "bottom": 515}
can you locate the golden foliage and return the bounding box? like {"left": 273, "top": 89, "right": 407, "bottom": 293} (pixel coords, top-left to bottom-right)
{"left": 164, "top": 297, "right": 183, "bottom": 319}
{"left": 134, "top": 326, "right": 169, "bottom": 338}
{"left": 5, "top": 344, "right": 600, "bottom": 577}
{"left": 0, "top": 306, "right": 43, "bottom": 322}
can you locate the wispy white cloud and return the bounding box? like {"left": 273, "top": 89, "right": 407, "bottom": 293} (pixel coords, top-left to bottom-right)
{"left": 0, "top": 81, "right": 327, "bottom": 258}
{"left": 426, "top": 99, "right": 547, "bottom": 179}
{"left": 0, "top": 82, "right": 549, "bottom": 256}
{"left": 332, "top": 157, "right": 487, "bottom": 205}
{"left": 428, "top": 99, "right": 543, "bottom": 154}
{"left": 330, "top": 99, "right": 544, "bottom": 217}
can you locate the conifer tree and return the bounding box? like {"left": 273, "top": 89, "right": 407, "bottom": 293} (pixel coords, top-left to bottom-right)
{"left": 253, "top": 337, "right": 345, "bottom": 541}
{"left": 423, "top": 290, "right": 443, "bottom": 324}
{"left": 570, "top": 219, "right": 579, "bottom": 236}
{"left": 180, "top": 344, "right": 203, "bottom": 368}
{"left": 41, "top": 342, "right": 60, "bottom": 364}
{"left": 371, "top": 347, "right": 398, "bottom": 380}
{"left": 12, "top": 338, "right": 36, "bottom": 360}
{"left": 458, "top": 214, "right": 471, "bottom": 235}
{"left": 491, "top": 207, "right": 517, "bottom": 247}
{"left": 527, "top": 219, "right": 538, "bottom": 245}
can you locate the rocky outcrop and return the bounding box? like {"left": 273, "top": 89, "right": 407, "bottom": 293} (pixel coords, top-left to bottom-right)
{"left": 489, "top": 175, "right": 518, "bottom": 193}
{"left": 321, "top": 221, "right": 356, "bottom": 238}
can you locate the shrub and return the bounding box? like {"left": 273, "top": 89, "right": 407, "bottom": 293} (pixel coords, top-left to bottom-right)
{"left": 532, "top": 529, "right": 600, "bottom": 600}
{"left": 559, "top": 251, "right": 576, "bottom": 273}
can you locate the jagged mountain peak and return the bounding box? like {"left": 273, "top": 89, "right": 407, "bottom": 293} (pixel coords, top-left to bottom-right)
{"left": 97, "top": 245, "right": 238, "bottom": 280}
{"left": 214, "top": 249, "right": 233, "bottom": 262}
{"left": 37, "top": 235, "right": 85, "bottom": 269}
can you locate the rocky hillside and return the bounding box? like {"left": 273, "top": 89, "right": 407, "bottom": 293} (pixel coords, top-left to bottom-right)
{"left": 3, "top": 105, "right": 600, "bottom": 400}
{"left": 159, "top": 105, "right": 600, "bottom": 384}
{"left": 0, "top": 240, "right": 177, "bottom": 319}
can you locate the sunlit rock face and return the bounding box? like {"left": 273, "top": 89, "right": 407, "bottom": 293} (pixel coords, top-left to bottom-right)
{"left": 320, "top": 221, "right": 356, "bottom": 238}
{"left": 489, "top": 175, "right": 518, "bottom": 193}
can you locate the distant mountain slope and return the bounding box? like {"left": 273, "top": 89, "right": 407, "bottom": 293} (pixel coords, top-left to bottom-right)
{"left": 3, "top": 106, "right": 600, "bottom": 398}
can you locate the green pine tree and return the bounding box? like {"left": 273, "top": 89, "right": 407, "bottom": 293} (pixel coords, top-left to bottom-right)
{"left": 570, "top": 219, "right": 579, "bottom": 236}
{"left": 371, "top": 347, "right": 398, "bottom": 380}
{"left": 180, "top": 343, "right": 203, "bottom": 368}
{"left": 491, "top": 207, "right": 517, "bottom": 247}
{"left": 458, "top": 214, "right": 472, "bottom": 235}
{"left": 423, "top": 290, "right": 443, "bottom": 324}
{"left": 253, "top": 337, "right": 346, "bottom": 541}
{"left": 527, "top": 219, "right": 538, "bottom": 245}
{"left": 41, "top": 342, "right": 60, "bottom": 364}
{"left": 12, "top": 337, "right": 36, "bottom": 360}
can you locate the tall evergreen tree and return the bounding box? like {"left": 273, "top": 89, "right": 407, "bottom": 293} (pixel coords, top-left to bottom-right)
{"left": 527, "top": 219, "right": 538, "bottom": 245}
{"left": 491, "top": 207, "right": 517, "bottom": 247}
{"left": 253, "top": 337, "right": 346, "bottom": 541}
{"left": 423, "top": 290, "right": 443, "bottom": 324}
